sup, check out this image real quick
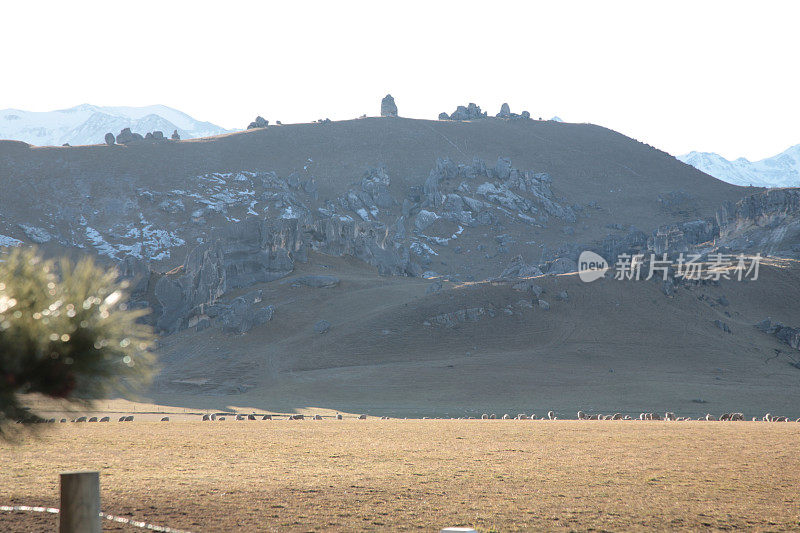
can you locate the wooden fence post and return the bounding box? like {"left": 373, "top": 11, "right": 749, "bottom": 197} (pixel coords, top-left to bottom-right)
{"left": 59, "top": 470, "right": 101, "bottom": 533}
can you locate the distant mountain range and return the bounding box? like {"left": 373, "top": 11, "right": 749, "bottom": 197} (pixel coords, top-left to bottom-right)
{"left": 678, "top": 145, "right": 800, "bottom": 188}
{"left": 0, "top": 104, "right": 232, "bottom": 146}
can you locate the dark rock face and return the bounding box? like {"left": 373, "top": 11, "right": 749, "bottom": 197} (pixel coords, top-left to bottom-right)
{"left": 104, "top": 132, "right": 115, "bottom": 146}
{"left": 171, "top": 129, "right": 180, "bottom": 140}
{"left": 380, "top": 94, "right": 398, "bottom": 117}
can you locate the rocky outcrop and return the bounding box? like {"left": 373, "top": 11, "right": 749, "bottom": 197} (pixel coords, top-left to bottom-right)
{"left": 104, "top": 132, "right": 115, "bottom": 146}
{"left": 115, "top": 128, "right": 136, "bottom": 144}
{"left": 219, "top": 291, "right": 274, "bottom": 334}
{"left": 756, "top": 318, "right": 800, "bottom": 352}
{"left": 646, "top": 188, "right": 800, "bottom": 258}
{"left": 440, "top": 103, "right": 487, "bottom": 121}
{"left": 380, "top": 94, "right": 398, "bottom": 117}
{"left": 427, "top": 307, "right": 486, "bottom": 327}
{"left": 171, "top": 129, "right": 180, "bottom": 140}
{"left": 495, "top": 103, "right": 530, "bottom": 120}
{"left": 649, "top": 220, "right": 718, "bottom": 255}
{"left": 497, "top": 255, "right": 543, "bottom": 279}
{"left": 118, "top": 255, "right": 151, "bottom": 297}
{"left": 247, "top": 116, "right": 268, "bottom": 129}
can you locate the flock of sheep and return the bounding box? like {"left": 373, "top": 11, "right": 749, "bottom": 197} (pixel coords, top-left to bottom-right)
{"left": 39, "top": 411, "right": 800, "bottom": 422}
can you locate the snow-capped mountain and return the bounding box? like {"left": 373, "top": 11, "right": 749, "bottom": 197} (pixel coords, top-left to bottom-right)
{"left": 0, "top": 104, "right": 232, "bottom": 146}
{"left": 678, "top": 145, "right": 800, "bottom": 188}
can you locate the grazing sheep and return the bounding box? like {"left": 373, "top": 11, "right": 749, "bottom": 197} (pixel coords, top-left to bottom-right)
{"left": 202, "top": 414, "right": 210, "bottom": 421}
{"left": 489, "top": 414, "right": 497, "bottom": 419}
{"left": 612, "top": 413, "right": 623, "bottom": 420}
{"left": 236, "top": 415, "right": 245, "bottom": 421}
{"left": 481, "top": 414, "right": 489, "bottom": 419}
{"left": 773, "top": 416, "right": 788, "bottom": 422}
{"left": 262, "top": 415, "right": 272, "bottom": 420}
{"left": 75, "top": 416, "right": 87, "bottom": 422}
{"left": 118, "top": 416, "right": 127, "bottom": 422}
{"left": 358, "top": 414, "right": 367, "bottom": 420}
{"left": 248, "top": 414, "right": 256, "bottom": 420}
{"left": 124, "top": 415, "right": 134, "bottom": 422}
{"left": 314, "top": 415, "right": 323, "bottom": 420}
{"left": 651, "top": 413, "right": 662, "bottom": 421}
{"left": 60, "top": 419, "right": 67, "bottom": 423}
{"left": 161, "top": 417, "right": 169, "bottom": 422}
{"left": 763, "top": 413, "right": 772, "bottom": 422}
{"left": 502, "top": 414, "right": 511, "bottom": 420}
{"left": 336, "top": 414, "right": 343, "bottom": 420}
{"left": 88, "top": 417, "right": 98, "bottom": 422}
{"left": 623, "top": 415, "right": 632, "bottom": 420}
{"left": 730, "top": 413, "right": 744, "bottom": 421}
{"left": 218, "top": 417, "right": 226, "bottom": 421}
{"left": 639, "top": 413, "right": 646, "bottom": 420}
{"left": 547, "top": 411, "right": 555, "bottom": 420}
{"left": 664, "top": 412, "right": 675, "bottom": 421}
{"left": 210, "top": 414, "right": 217, "bottom": 421}
{"left": 577, "top": 411, "right": 586, "bottom": 420}
{"left": 99, "top": 416, "right": 109, "bottom": 422}
{"left": 705, "top": 414, "right": 717, "bottom": 421}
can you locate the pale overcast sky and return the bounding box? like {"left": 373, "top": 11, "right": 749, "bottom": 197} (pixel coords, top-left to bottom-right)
{"left": 3, "top": 0, "right": 798, "bottom": 160}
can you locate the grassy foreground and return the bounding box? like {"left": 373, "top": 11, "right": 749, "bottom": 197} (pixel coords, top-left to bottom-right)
{"left": 1, "top": 420, "right": 799, "bottom": 532}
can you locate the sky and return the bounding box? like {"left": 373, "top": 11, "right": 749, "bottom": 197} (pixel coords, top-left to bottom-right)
{"left": 2, "top": 0, "right": 799, "bottom": 161}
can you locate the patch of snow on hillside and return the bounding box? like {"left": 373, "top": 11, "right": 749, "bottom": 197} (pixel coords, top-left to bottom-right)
{"left": 0, "top": 235, "right": 23, "bottom": 247}
{"left": 678, "top": 145, "right": 800, "bottom": 188}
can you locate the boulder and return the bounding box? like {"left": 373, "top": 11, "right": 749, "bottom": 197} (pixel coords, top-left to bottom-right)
{"left": 496, "top": 103, "right": 511, "bottom": 118}
{"left": 380, "top": 94, "right": 398, "bottom": 117}
{"left": 171, "top": 129, "right": 180, "bottom": 140}
{"left": 314, "top": 320, "right": 331, "bottom": 334}
{"left": 248, "top": 116, "right": 269, "bottom": 129}
{"left": 104, "top": 132, "right": 115, "bottom": 145}
{"left": 116, "top": 127, "right": 135, "bottom": 144}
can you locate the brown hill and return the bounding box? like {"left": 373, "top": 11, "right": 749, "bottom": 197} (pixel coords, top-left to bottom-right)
{"left": 153, "top": 253, "right": 800, "bottom": 418}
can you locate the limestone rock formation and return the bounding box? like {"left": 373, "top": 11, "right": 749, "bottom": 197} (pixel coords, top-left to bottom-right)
{"left": 116, "top": 127, "right": 135, "bottom": 144}
{"left": 247, "top": 116, "right": 269, "bottom": 129}
{"left": 440, "top": 103, "right": 487, "bottom": 121}
{"left": 380, "top": 94, "right": 398, "bottom": 117}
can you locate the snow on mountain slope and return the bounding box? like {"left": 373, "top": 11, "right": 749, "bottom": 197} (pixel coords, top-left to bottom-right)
{"left": 0, "top": 104, "right": 232, "bottom": 146}
{"left": 678, "top": 145, "right": 800, "bottom": 188}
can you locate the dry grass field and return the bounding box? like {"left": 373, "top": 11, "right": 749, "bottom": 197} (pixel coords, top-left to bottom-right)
{"left": 2, "top": 420, "right": 799, "bottom": 532}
